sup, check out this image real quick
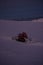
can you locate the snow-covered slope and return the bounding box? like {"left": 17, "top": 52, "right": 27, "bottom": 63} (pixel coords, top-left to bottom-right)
{"left": 0, "top": 19, "right": 43, "bottom": 65}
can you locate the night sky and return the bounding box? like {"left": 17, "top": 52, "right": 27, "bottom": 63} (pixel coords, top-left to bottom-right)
{"left": 0, "top": 0, "right": 43, "bottom": 19}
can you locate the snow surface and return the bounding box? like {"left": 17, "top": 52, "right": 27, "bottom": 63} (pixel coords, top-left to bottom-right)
{"left": 0, "top": 19, "right": 43, "bottom": 65}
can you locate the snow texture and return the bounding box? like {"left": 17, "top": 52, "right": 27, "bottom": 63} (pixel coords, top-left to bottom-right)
{"left": 0, "top": 19, "right": 43, "bottom": 65}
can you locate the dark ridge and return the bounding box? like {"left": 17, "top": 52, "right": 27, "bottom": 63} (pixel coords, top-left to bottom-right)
{"left": 10, "top": 16, "right": 43, "bottom": 21}
{"left": 0, "top": 16, "right": 43, "bottom": 21}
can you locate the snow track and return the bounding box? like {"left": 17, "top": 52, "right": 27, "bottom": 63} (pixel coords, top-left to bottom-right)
{"left": 0, "top": 35, "right": 43, "bottom": 47}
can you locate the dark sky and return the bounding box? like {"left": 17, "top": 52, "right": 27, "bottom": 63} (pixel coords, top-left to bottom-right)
{"left": 0, "top": 0, "right": 43, "bottom": 19}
